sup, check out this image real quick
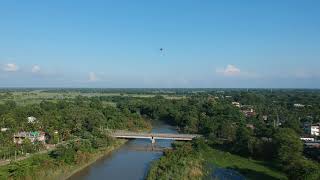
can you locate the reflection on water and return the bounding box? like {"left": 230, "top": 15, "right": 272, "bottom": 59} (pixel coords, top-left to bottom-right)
{"left": 211, "top": 168, "right": 246, "bottom": 180}
{"left": 69, "top": 122, "right": 177, "bottom": 180}
{"left": 205, "top": 163, "right": 246, "bottom": 180}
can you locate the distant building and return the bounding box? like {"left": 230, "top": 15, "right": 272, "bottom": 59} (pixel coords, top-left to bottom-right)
{"left": 300, "top": 137, "right": 315, "bottom": 142}
{"left": 304, "top": 123, "right": 320, "bottom": 136}
{"left": 13, "top": 131, "right": 46, "bottom": 144}
{"left": 241, "top": 108, "right": 256, "bottom": 117}
{"left": 246, "top": 124, "right": 255, "bottom": 129}
{"left": 27, "top": 116, "right": 37, "bottom": 123}
{"left": 311, "top": 124, "right": 320, "bottom": 136}
{"left": 262, "top": 115, "right": 268, "bottom": 121}
{"left": 1, "top": 128, "right": 9, "bottom": 132}
{"left": 232, "top": 102, "right": 240, "bottom": 108}
{"left": 294, "top": 104, "right": 305, "bottom": 108}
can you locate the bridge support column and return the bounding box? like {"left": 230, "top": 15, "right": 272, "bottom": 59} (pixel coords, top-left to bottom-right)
{"left": 151, "top": 137, "right": 155, "bottom": 144}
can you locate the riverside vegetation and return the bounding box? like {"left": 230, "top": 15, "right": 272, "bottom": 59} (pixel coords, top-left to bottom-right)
{"left": 1, "top": 89, "right": 320, "bottom": 179}
{"left": 0, "top": 93, "right": 150, "bottom": 179}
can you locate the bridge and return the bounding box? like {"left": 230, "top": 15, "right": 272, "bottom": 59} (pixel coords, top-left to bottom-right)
{"left": 110, "top": 130, "right": 201, "bottom": 143}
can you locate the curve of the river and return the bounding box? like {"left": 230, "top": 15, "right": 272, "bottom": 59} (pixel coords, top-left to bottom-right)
{"left": 69, "top": 121, "right": 177, "bottom": 180}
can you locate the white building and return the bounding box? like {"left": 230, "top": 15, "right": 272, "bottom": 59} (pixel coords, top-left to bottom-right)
{"left": 232, "top": 102, "right": 240, "bottom": 108}
{"left": 304, "top": 123, "right": 320, "bottom": 136}
{"left": 300, "top": 137, "right": 315, "bottom": 142}
{"left": 311, "top": 124, "right": 320, "bottom": 136}
{"left": 294, "top": 104, "right": 305, "bottom": 108}
{"left": 262, "top": 115, "right": 268, "bottom": 121}
{"left": 1, "top": 128, "right": 9, "bottom": 132}
{"left": 27, "top": 116, "right": 37, "bottom": 123}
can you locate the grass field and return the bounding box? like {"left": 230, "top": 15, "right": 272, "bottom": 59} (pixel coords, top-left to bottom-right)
{"left": 204, "top": 148, "right": 287, "bottom": 180}
{"left": 0, "top": 90, "right": 185, "bottom": 105}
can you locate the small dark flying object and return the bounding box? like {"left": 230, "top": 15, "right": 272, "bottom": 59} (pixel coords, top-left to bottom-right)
{"left": 160, "top": 48, "right": 163, "bottom": 51}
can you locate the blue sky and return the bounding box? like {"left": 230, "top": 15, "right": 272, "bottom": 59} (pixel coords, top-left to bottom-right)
{"left": 0, "top": 0, "right": 319, "bottom": 88}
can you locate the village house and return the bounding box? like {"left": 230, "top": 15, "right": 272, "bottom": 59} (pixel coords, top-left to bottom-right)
{"left": 300, "top": 137, "right": 315, "bottom": 142}
{"left": 232, "top": 102, "right": 240, "bottom": 108}
{"left": 262, "top": 115, "right": 268, "bottom": 121}
{"left": 304, "top": 123, "right": 320, "bottom": 136}
{"left": 13, "top": 131, "right": 46, "bottom": 144}
{"left": 294, "top": 103, "right": 305, "bottom": 108}
{"left": 27, "top": 116, "right": 37, "bottom": 123}
{"left": 241, "top": 105, "right": 256, "bottom": 117}
{"left": 1, "top": 128, "right": 9, "bottom": 132}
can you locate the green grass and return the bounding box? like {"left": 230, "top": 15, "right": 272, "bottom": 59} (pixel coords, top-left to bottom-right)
{"left": 147, "top": 143, "right": 204, "bottom": 180}
{"left": 0, "top": 140, "right": 126, "bottom": 180}
{"left": 147, "top": 143, "right": 287, "bottom": 180}
{"left": 204, "top": 148, "right": 287, "bottom": 180}
{"left": 0, "top": 91, "right": 185, "bottom": 105}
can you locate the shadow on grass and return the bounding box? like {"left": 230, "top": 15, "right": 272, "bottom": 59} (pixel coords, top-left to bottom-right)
{"left": 255, "top": 160, "right": 283, "bottom": 173}
{"left": 231, "top": 166, "right": 284, "bottom": 180}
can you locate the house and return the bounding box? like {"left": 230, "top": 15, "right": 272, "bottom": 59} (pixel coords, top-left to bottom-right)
{"left": 294, "top": 104, "right": 305, "bottom": 108}
{"left": 1, "top": 128, "right": 9, "bottom": 132}
{"left": 311, "top": 124, "right": 320, "bottom": 136}
{"left": 13, "top": 131, "right": 46, "bottom": 144}
{"left": 300, "top": 137, "right": 315, "bottom": 142}
{"left": 262, "top": 115, "right": 268, "bottom": 121}
{"left": 232, "top": 102, "right": 240, "bottom": 108}
{"left": 27, "top": 116, "right": 37, "bottom": 123}
{"left": 241, "top": 107, "right": 256, "bottom": 117}
{"left": 246, "top": 124, "right": 255, "bottom": 129}
{"left": 304, "top": 123, "right": 320, "bottom": 136}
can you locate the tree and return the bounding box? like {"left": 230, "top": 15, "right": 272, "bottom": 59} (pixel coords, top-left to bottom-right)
{"left": 4, "top": 100, "right": 16, "bottom": 109}
{"left": 273, "top": 128, "right": 303, "bottom": 164}
{"left": 286, "top": 158, "right": 320, "bottom": 180}
{"left": 282, "top": 115, "right": 302, "bottom": 134}
{"left": 233, "top": 126, "right": 254, "bottom": 156}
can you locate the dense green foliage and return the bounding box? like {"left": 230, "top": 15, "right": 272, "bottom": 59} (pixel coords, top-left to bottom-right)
{"left": 148, "top": 140, "right": 287, "bottom": 180}
{"left": 147, "top": 142, "right": 204, "bottom": 180}
{"left": 0, "top": 138, "right": 122, "bottom": 179}
{"left": 118, "top": 90, "right": 320, "bottom": 179}
{"left": 1, "top": 89, "right": 320, "bottom": 179}
{"left": 0, "top": 96, "right": 150, "bottom": 160}
{"left": 0, "top": 92, "right": 151, "bottom": 179}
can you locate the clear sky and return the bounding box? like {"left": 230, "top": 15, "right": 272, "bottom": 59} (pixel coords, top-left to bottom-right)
{"left": 0, "top": 0, "right": 319, "bottom": 88}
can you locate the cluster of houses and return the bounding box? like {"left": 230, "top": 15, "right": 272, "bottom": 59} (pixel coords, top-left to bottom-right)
{"left": 231, "top": 101, "right": 320, "bottom": 138}
{"left": 1, "top": 116, "right": 48, "bottom": 145}
{"left": 13, "top": 131, "right": 46, "bottom": 144}
{"left": 231, "top": 102, "right": 256, "bottom": 118}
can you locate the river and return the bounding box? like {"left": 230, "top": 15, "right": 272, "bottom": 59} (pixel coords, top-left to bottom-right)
{"left": 68, "top": 121, "right": 177, "bottom": 180}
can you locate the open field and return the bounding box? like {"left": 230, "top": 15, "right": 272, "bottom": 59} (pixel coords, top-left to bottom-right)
{"left": 204, "top": 148, "right": 287, "bottom": 180}
{"left": 0, "top": 90, "right": 185, "bottom": 105}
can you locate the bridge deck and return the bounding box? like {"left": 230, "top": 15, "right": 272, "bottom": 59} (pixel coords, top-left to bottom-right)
{"left": 110, "top": 131, "right": 200, "bottom": 141}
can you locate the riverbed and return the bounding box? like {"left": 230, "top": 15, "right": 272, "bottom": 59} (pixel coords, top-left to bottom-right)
{"left": 68, "top": 122, "right": 177, "bottom": 180}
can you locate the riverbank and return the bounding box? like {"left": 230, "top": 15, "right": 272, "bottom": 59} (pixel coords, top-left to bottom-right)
{"left": 62, "top": 139, "right": 127, "bottom": 180}
{"left": 0, "top": 139, "right": 127, "bottom": 180}
{"left": 147, "top": 142, "right": 287, "bottom": 180}
{"left": 69, "top": 121, "right": 178, "bottom": 180}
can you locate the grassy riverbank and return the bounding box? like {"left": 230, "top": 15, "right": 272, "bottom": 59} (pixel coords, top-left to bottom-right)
{"left": 0, "top": 139, "right": 126, "bottom": 180}
{"left": 61, "top": 139, "right": 127, "bottom": 180}
{"left": 147, "top": 142, "right": 287, "bottom": 180}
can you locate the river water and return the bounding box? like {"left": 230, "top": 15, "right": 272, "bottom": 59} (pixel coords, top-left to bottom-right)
{"left": 69, "top": 122, "right": 177, "bottom": 180}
